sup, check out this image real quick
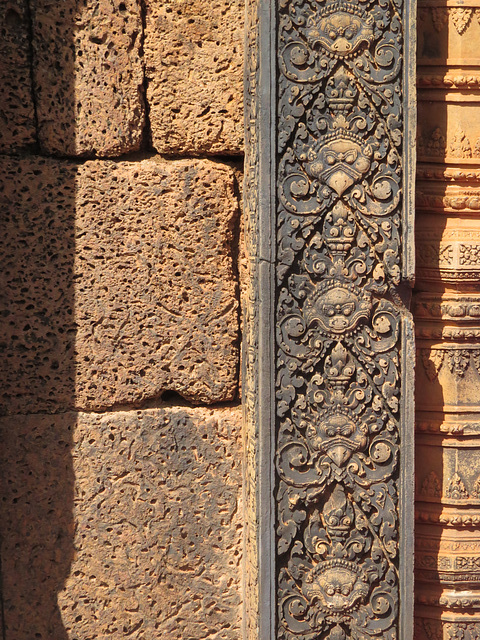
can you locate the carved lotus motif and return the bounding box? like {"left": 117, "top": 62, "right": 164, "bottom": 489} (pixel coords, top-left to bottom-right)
{"left": 306, "top": 4, "right": 374, "bottom": 58}
{"left": 306, "top": 408, "right": 368, "bottom": 466}
{"left": 306, "top": 135, "right": 372, "bottom": 195}
{"left": 303, "top": 560, "right": 369, "bottom": 613}
{"left": 303, "top": 281, "right": 372, "bottom": 336}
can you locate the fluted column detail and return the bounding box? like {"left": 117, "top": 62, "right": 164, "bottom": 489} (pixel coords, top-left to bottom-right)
{"left": 415, "top": 3, "right": 480, "bottom": 638}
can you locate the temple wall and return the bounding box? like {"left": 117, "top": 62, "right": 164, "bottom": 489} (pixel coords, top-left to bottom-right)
{"left": 0, "top": 1, "right": 245, "bottom": 638}
{"left": 3, "top": 1, "right": 480, "bottom": 638}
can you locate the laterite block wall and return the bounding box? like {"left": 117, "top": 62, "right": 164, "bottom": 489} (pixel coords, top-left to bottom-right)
{"left": 0, "top": 1, "right": 245, "bottom": 638}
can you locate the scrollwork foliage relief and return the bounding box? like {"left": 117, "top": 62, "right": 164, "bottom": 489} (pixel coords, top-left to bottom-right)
{"left": 275, "top": 0, "right": 404, "bottom": 638}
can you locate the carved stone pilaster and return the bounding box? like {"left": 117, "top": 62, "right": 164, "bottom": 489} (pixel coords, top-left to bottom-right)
{"left": 244, "top": 1, "right": 415, "bottom": 638}
{"left": 415, "top": 0, "right": 480, "bottom": 636}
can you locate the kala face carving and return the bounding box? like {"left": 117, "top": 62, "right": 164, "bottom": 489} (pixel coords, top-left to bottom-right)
{"left": 303, "top": 560, "right": 369, "bottom": 614}
{"left": 307, "top": 408, "right": 369, "bottom": 467}
{"left": 306, "top": 133, "right": 373, "bottom": 196}
{"left": 306, "top": 3, "right": 374, "bottom": 59}
{"left": 303, "top": 281, "right": 372, "bottom": 336}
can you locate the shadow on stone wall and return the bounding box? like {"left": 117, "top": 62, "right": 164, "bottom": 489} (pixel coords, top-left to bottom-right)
{"left": 414, "top": 12, "right": 449, "bottom": 632}
{"left": 0, "top": 155, "right": 77, "bottom": 639}
{"left": 0, "top": 2, "right": 76, "bottom": 636}
{"left": 0, "top": 0, "right": 244, "bottom": 637}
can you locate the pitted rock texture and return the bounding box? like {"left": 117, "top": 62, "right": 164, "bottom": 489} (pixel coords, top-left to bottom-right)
{"left": 0, "top": 0, "right": 36, "bottom": 151}
{"left": 0, "top": 405, "right": 243, "bottom": 639}
{"left": 0, "top": 156, "right": 77, "bottom": 415}
{"left": 74, "top": 158, "right": 240, "bottom": 407}
{"left": 31, "top": 0, "right": 144, "bottom": 157}
{"left": 144, "top": 0, "right": 244, "bottom": 156}
{"left": 0, "top": 154, "right": 239, "bottom": 414}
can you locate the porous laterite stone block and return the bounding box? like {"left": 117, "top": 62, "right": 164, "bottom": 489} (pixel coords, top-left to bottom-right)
{"left": 0, "top": 406, "right": 243, "bottom": 639}
{"left": 0, "top": 0, "right": 36, "bottom": 151}
{"left": 31, "top": 0, "right": 145, "bottom": 157}
{"left": 144, "top": 0, "right": 244, "bottom": 156}
{"left": 0, "top": 154, "right": 239, "bottom": 414}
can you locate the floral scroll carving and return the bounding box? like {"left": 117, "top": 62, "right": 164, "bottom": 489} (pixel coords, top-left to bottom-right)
{"left": 275, "top": 0, "right": 408, "bottom": 638}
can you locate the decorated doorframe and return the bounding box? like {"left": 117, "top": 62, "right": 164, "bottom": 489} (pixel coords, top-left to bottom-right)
{"left": 243, "top": 0, "right": 416, "bottom": 638}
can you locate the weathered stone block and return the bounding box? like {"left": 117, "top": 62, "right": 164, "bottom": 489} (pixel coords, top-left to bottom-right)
{"left": 0, "top": 406, "right": 243, "bottom": 639}
{"left": 0, "top": 155, "right": 77, "bottom": 415}
{"left": 0, "top": 0, "right": 36, "bottom": 151}
{"left": 144, "top": 0, "right": 244, "bottom": 156}
{"left": 31, "top": 0, "right": 145, "bottom": 157}
{"left": 0, "top": 155, "right": 239, "bottom": 414}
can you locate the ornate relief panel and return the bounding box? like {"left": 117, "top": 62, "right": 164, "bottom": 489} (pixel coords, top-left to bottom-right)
{"left": 244, "top": 0, "right": 415, "bottom": 638}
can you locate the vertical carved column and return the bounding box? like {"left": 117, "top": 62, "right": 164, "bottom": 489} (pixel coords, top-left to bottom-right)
{"left": 244, "top": 0, "right": 416, "bottom": 639}
{"left": 415, "top": 2, "right": 480, "bottom": 638}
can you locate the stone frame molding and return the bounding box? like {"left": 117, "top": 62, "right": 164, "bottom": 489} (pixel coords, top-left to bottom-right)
{"left": 243, "top": 0, "right": 416, "bottom": 638}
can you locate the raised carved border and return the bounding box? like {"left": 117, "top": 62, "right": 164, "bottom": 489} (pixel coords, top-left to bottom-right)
{"left": 243, "top": 1, "right": 416, "bottom": 638}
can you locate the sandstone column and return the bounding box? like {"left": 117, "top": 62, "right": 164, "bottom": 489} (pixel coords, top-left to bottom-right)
{"left": 415, "top": 2, "right": 480, "bottom": 638}
{"left": 244, "top": 0, "right": 416, "bottom": 638}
